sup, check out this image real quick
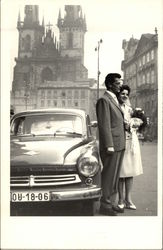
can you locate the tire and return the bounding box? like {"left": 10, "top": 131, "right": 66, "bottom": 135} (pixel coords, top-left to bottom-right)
{"left": 82, "top": 200, "right": 100, "bottom": 216}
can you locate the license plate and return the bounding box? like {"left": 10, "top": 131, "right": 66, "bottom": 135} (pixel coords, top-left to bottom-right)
{"left": 10, "top": 191, "right": 50, "bottom": 202}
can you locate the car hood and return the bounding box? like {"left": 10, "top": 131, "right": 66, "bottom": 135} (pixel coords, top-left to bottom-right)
{"left": 11, "top": 136, "right": 86, "bottom": 166}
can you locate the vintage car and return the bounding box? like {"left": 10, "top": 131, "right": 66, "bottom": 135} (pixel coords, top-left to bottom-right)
{"left": 10, "top": 108, "right": 102, "bottom": 215}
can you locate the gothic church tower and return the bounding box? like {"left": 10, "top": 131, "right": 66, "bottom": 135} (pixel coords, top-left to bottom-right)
{"left": 57, "top": 5, "right": 87, "bottom": 64}
{"left": 17, "top": 5, "right": 44, "bottom": 59}
{"left": 11, "top": 5, "right": 91, "bottom": 113}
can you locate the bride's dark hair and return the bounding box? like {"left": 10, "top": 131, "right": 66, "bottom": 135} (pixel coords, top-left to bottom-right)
{"left": 119, "top": 84, "right": 131, "bottom": 95}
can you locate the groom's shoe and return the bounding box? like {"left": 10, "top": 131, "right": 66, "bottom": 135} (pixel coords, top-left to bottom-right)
{"left": 112, "top": 205, "right": 124, "bottom": 213}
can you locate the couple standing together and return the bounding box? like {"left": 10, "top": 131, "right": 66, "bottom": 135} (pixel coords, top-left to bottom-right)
{"left": 96, "top": 73, "right": 143, "bottom": 216}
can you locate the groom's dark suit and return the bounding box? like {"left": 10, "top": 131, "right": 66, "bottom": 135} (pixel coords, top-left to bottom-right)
{"left": 96, "top": 91, "right": 125, "bottom": 207}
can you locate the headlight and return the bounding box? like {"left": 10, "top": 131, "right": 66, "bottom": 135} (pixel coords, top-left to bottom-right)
{"left": 78, "top": 156, "right": 99, "bottom": 177}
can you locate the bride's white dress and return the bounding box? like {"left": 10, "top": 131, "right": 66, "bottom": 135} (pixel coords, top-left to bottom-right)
{"left": 120, "top": 104, "right": 143, "bottom": 177}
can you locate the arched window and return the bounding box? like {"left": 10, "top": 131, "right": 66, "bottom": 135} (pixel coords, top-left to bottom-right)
{"left": 41, "top": 67, "right": 53, "bottom": 82}
{"left": 24, "top": 35, "right": 31, "bottom": 51}
{"left": 68, "top": 32, "right": 73, "bottom": 48}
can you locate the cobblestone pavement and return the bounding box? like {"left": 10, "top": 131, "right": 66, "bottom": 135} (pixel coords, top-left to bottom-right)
{"left": 108, "top": 142, "right": 161, "bottom": 250}
{"left": 107, "top": 141, "right": 158, "bottom": 216}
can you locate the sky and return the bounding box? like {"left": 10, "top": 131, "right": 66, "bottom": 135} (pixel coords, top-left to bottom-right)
{"left": 1, "top": 0, "right": 162, "bottom": 88}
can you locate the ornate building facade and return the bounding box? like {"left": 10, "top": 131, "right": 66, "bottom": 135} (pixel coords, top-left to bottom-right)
{"left": 121, "top": 31, "right": 158, "bottom": 139}
{"left": 11, "top": 5, "right": 104, "bottom": 120}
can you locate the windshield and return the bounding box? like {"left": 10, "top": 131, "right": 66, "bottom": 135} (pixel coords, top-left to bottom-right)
{"left": 11, "top": 113, "right": 83, "bottom": 136}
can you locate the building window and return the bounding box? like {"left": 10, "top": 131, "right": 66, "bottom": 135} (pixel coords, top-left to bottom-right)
{"left": 151, "top": 50, "right": 154, "bottom": 60}
{"left": 62, "top": 91, "right": 66, "bottom": 98}
{"left": 67, "top": 90, "right": 72, "bottom": 98}
{"left": 41, "top": 67, "right": 53, "bottom": 82}
{"left": 74, "top": 101, "right": 78, "bottom": 107}
{"left": 23, "top": 73, "right": 29, "bottom": 82}
{"left": 142, "top": 55, "right": 145, "bottom": 65}
{"left": 74, "top": 90, "right": 79, "bottom": 98}
{"left": 62, "top": 100, "right": 66, "bottom": 107}
{"left": 47, "top": 90, "right": 51, "bottom": 99}
{"left": 41, "top": 100, "right": 44, "bottom": 107}
{"left": 53, "top": 90, "right": 57, "bottom": 99}
{"left": 21, "top": 90, "right": 25, "bottom": 96}
{"left": 81, "top": 90, "right": 85, "bottom": 99}
{"left": 81, "top": 100, "right": 85, "bottom": 107}
{"left": 47, "top": 100, "right": 51, "bottom": 107}
{"left": 147, "top": 72, "right": 150, "bottom": 84}
{"left": 68, "top": 100, "right": 72, "bottom": 106}
{"left": 53, "top": 100, "right": 57, "bottom": 106}
{"left": 41, "top": 90, "right": 45, "bottom": 98}
{"left": 151, "top": 70, "right": 155, "bottom": 83}
{"left": 143, "top": 74, "right": 145, "bottom": 84}
{"left": 68, "top": 32, "right": 73, "bottom": 48}
{"left": 53, "top": 90, "right": 57, "bottom": 98}
{"left": 147, "top": 52, "right": 150, "bottom": 62}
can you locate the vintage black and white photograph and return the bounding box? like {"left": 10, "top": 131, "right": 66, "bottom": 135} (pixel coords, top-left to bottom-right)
{"left": 1, "top": 0, "right": 162, "bottom": 249}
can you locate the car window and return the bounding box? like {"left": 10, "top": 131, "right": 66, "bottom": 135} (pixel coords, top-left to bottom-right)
{"left": 10, "top": 117, "right": 25, "bottom": 135}
{"left": 11, "top": 114, "right": 83, "bottom": 136}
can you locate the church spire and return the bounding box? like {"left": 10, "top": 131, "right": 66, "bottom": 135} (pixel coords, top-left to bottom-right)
{"left": 83, "top": 14, "right": 87, "bottom": 31}
{"left": 80, "top": 8, "right": 83, "bottom": 18}
{"left": 18, "top": 10, "right": 21, "bottom": 22}
{"left": 57, "top": 8, "right": 62, "bottom": 28}
{"left": 58, "top": 8, "right": 61, "bottom": 19}
{"left": 17, "top": 10, "right": 21, "bottom": 29}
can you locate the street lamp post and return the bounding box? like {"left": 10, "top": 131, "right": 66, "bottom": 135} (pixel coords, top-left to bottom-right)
{"left": 95, "top": 39, "right": 103, "bottom": 100}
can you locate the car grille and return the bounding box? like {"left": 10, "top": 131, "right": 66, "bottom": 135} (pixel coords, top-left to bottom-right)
{"left": 11, "top": 165, "right": 77, "bottom": 175}
{"left": 10, "top": 174, "right": 81, "bottom": 187}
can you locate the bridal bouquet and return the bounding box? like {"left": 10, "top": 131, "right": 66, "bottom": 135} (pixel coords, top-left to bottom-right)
{"left": 129, "top": 108, "right": 147, "bottom": 154}
{"left": 130, "top": 108, "right": 147, "bottom": 132}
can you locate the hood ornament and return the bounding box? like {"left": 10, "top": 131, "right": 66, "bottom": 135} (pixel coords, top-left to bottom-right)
{"left": 24, "top": 150, "right": 39, "bottom": 156}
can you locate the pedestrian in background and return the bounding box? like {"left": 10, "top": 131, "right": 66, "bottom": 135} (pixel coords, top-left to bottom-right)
{"left": 117, "top": 84, "right": 145, "bottom": 210}
{"left": 96, "top": 73, "right": 125, "bottom": 216}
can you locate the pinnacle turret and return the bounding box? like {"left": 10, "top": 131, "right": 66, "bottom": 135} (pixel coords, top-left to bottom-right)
{"left": 57, "top": 5, "right": 87, "bottom": 32}
{"left": 17, "top": 10, "right": 22, "bottom": 29}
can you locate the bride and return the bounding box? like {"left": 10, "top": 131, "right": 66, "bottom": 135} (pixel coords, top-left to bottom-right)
{"left": 117, "top": 84, "right": 145, "bottom": 211}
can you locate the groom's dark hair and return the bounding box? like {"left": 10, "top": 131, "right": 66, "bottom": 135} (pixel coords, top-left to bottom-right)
{"left": 105, "top": 73, "right": 121, "bottom": 89}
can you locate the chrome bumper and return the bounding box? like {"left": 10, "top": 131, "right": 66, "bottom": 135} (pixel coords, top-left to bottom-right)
{"left": 50, "top": 187, "right": 102, "bottom": 201}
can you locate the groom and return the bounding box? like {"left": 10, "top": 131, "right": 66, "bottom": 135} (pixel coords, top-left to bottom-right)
{"left": 96, "top": 73, "right": 125, "bottom": 216}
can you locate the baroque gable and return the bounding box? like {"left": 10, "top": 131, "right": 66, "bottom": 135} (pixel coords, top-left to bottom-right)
{"left": 135, "top": 34, "right": 158, "bottom": 56}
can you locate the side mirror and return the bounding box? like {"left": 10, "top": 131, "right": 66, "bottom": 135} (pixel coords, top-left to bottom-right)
{"left": 90, "top": 121, "right": 98, "bottom": 128}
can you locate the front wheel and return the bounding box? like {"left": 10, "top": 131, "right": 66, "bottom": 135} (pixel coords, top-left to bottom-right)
{"left": 82, "top": 200, "right": 100, "bottom": 216}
